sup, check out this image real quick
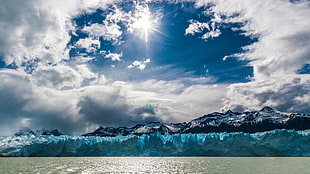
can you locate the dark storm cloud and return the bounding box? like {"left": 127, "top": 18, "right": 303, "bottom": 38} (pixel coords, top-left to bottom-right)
{"left": 0, "top": 71, "right": 32, "bottom": 134}
{"left": 78, "top": 94, "right": 130, "bottom": 127}
{"left": 78, "top": 90, "right": 161, "bottom": 128}
{"left": 26, "top": 110, "right": 85, "bottom": 136}
{"left": 0, "top": 71, "right": 162, "bottom": 136}
{"left": 0, "top": 70, "right": 84, "bottom": 135}
{"left": 254, "top": 81, "right": 310, "bottom": 114}
{"left": 225, "top": 77, "right": 310, "bottom": 114}
{"left": 230, "top": 105, "right": 246, "bottom": 113}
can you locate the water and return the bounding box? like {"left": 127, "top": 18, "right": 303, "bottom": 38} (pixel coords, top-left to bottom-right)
{"left": 0, "top": 157, "right": 309, "bottom": 174}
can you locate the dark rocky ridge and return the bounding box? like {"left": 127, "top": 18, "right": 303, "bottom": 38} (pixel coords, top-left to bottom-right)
{"left": 83, "top": 106, "right": 310, "bottom": 137}
{"left": 15, "top": 127, "right": 63, "bottom": 136}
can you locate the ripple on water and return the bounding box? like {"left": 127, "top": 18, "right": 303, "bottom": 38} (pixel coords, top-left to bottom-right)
{"left": 0, "top": 157, "right": 309, "bottom": 174}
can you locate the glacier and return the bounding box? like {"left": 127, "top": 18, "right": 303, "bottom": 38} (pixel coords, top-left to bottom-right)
{"left": 1, "top": 129, "right": 310, "bottom": 157}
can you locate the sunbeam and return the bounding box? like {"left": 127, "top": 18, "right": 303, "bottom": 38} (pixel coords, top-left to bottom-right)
{"left": 129, "top": 4, "right": 157, "bottom": 43}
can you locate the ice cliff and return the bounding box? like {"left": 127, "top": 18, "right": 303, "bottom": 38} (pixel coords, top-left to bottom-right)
{"left": 1, "top": 129, "right": 310, "bottom": 157}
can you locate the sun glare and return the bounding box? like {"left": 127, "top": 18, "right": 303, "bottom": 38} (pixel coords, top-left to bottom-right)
{"left": 131, "top": 5, "right": 154, "bottom": 42}
{"left": 134, "top": 14, "right": 151, "bottom": 31}
{"left": 133, "top": 14, "right": 151, "bottom": 42}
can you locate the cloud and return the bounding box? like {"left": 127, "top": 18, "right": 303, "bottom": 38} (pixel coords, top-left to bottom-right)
{"left": 192, "top": 0, "right": 310, "bottom": 113}
{"left": 0, "top": 66, "right": 225, "bottom": 135}
{"left": 185, "top": 20, "right": 210, "bottom": 35}
{"left": 78, "top": 3, "right": 163, "bottom": 44}
{"left": 198, "top": 0, "right": 310, "bottom": 76}
{"left": 223, "top": 75, "right": 310, "bottom": 113}
{"left": 0, "top": 0, "right": 72, "bottom": 66}
{"left": 0, "top": 0, "right": 309, "bottom": 136}
{"left": 163, "top": 84, "right": 226, "bottom": 121}
{"left": 128, "top": 58, "right": 151, "bottom": 70}
{"left": 104, "top": 52, "right": 123, "bottom": 61}
{"left": 120, "top": 79, "right": 227, "bottom": 122}
{"left": 0, "top": 70, "right": 32, "bottom": 135}
{"left": 0, "top": 0, "right": 163, "bottom": 135}
{"left": 0, "top": 67, "right": 226, "bottom": 136}
{"left": 82, "top": 23, "right": 122, "bottom": 44}
{"left": 0, "top": 0, "right": 118, "bottom": 66}
{"left": 185, "top": 15, "right": 222, "bottom": 40}
{"left": 76, "top": 37, "right": 100, "bottom": 53}
{"left": 32, "top": 64, "right": 96, "bottom": 89}
{"left": 0, "top": 69, "right": 160, "bottom": 135}
{"left": 0, "top": 69, "right": 82, "bottom": 135}
{"left": 0, "top": 69, "right": 88, "bottom": 135}
{"left": 201, "top": 29, "right": 221, "bottom": 40}
{"left": 22, "top": 87, "right": 83, "bottom": 135}
{"left": 78, "top": 85, "right": 162, "bottom": 129}
{"left": 0, "top": 0, "right": 161, "bottom": 136}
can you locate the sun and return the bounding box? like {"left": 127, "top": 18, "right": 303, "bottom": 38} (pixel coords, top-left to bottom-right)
{"left": 130, "top": 4, "right": 155, "bottom": 42}
{"left": 134, "top": 14, "right": 151, "bottom": 32}
{"left": 133, "top": 13, "right": 152, "bottom": 42}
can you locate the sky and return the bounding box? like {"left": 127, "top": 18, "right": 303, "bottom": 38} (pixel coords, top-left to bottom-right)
{"left": 0, "top": 0, "right": 309, "bottom": 136}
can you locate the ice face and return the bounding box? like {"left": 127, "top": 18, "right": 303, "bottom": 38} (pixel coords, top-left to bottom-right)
{"left": 1, "top": 129, "right": 310, "bottom": 157}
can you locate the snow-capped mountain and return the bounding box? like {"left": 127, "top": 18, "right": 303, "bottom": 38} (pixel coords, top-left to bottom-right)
{"left": 13, "top": 107, "right": 310, "bottom": 137}
{"left": 183, "top": 106, "right": 310, "bottom": 133}
{"left": 14, "top": 127, "right": 63, "bottom": 136}
{"left": 83, "top": 106, "right": 310, "bottom": 137}
{"left": 82, "top": 122, "right": 187, "bottom": 137}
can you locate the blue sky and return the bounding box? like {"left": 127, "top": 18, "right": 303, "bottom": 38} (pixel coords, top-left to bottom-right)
{"left": 68, "top": 2, "right": 254, "bottom": 83}
{"left": 0, "top": 0, "right": 309, "bottom": 135}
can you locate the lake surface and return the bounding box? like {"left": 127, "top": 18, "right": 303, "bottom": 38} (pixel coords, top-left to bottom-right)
{"left": 0, "top": 157, "right": 309, "bottom": 173}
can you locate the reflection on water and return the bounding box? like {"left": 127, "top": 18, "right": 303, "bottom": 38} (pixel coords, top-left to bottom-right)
{"left": 0, "top": 157, "right": 309, "bottom": 174}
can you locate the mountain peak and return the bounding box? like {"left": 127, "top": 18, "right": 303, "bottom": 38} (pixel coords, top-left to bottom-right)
{"left": 15, "top": 128, "right": 64, "bottom": 136}
{"left": 260, "top": 106, "right": 275, "bottom": 112}
{"left": 14, "top": 127, "right": 35, "bottom": 136}
{"left": 41, "top": 129, "right": 63, "bottom": 136}
{"left": 225, "top": 110, "right": 234, "bottom": 114}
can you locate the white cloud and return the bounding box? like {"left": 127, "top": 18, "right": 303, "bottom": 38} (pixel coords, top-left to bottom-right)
{"left": 171, "top": 84, "right": 226, "bottom": 120}
{"left": 0, "top": 0, "right": 120, "bottom": 66}
{"left": 32, "top": 64, "right": 82, "bottom": 89}
{"left": 82, "top": 22, "right": 122, "bottom": 44}
{"left": 193, "top": 0, "right": 310, "bottom": 113}
{"left": 128, "top": 58, "right": 151, "bottom": 70}
{"left": 79, "top": 5, "right": 129, "bottom": 44}
{"left": 0, "top": 0, "right": 73, "bottom": 66}
{"left": 76, "top": 37, "right": 100, "bottom": 53}
{"left": 104, "top": 52, "right": 123, "bottom": 61}
{"left": 75, "top": 64, "right": 97, "bottom": 80}
{"left": 196, "top": 0, "right": 310, "bottom": 76}
{"left": 112, "top": 79, "right": 227, "bottom": 122}
{"left": 201, "top": 29, "right": 221, "bottom": 39}
{"left": 31, "top": 63, "right": 96, "bottom": 89}
{"left": 185, "top": 17, "right": 222, "bottom": 40}
{"left": 185, "top": 20, "right": 210, "bottom": 35}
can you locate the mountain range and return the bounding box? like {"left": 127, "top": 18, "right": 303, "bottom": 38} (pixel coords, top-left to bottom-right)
{"left": 82, "top": 106, "right": 310, "bottom": 137}
{"left": 15, "top": 106, "right": 310, "bottom": 137}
